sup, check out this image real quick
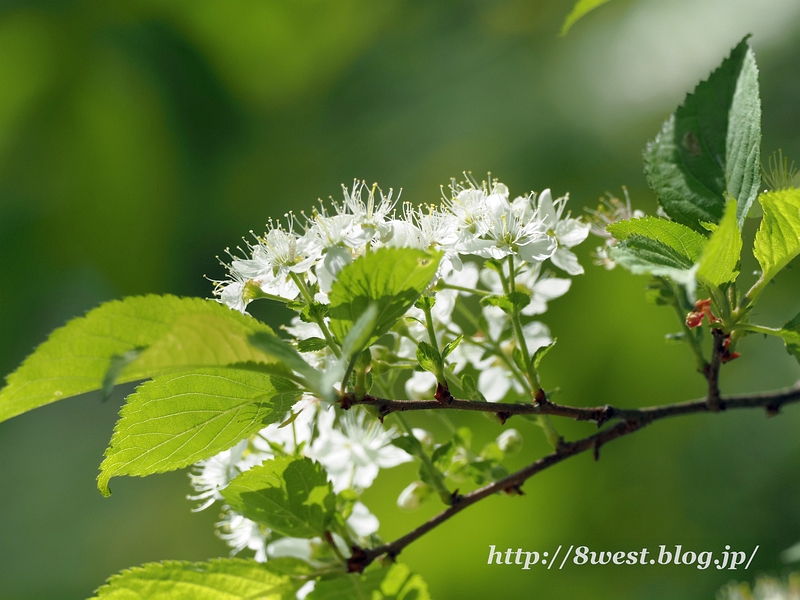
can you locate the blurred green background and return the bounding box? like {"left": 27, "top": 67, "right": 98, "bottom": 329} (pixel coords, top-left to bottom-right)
{"left": 1, "top": 0, "right": 800, "bottom": 598}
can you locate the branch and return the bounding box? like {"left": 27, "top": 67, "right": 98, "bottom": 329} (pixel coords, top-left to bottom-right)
{"left": 346, "top": 380, "right": 800, "bottom": 572}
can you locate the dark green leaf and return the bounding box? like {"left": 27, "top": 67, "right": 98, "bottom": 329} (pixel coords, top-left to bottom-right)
{"left": 98, "top": 367, "right": 299, "bottom": 496}
{"left": 222, "top": 456, "right": 335, "bottom": 538}
{"left": 643, "top": 37, "right": 761, "bottom": 230}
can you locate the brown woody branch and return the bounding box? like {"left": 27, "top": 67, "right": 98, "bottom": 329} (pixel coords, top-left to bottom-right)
{"left": 345, "top": 380, "right": 800, "bottom": 572}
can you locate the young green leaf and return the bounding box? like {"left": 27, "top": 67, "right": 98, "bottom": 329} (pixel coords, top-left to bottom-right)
{"left": 607, "top": 217, "right": 707, "bottom": 263}
{"left": 532, "top": 340, "right": 557, "bottom": 370}
{"left": 416, "top": 341, "right": 442, "bottom": 375}
{"left": 644, "top": 37, "right": 761, "bottom": 230}
{"left": 441, "top": 334, "right": 464, "bottom": 360}
{"left": 560, "top": 0, "right": 611, "bottom": 36}
{"left": 752, "top": 189, "right": 800, "bottom": 294}
{"left": 328, "top": 248, "right": 441, "bottom": 345}
{"left": 222, "top": 456, "right": 335, "bottom": 538}
{"left": 308, "top": 563, "right": 430, "bottom": 600}
{"left": 98, "top": 367, "right": 299, "bottom": 496}
{"left": 697, "top": 199, "right": 742, "bottom": 287}
{"left": 92, "top": 558, "right": 300, "bottom": 599}
{"left": 0, "top": 295, "right": 276, "bottom": 424}
{"left": 297, "top": 337, "right": 328, "bottom": 353}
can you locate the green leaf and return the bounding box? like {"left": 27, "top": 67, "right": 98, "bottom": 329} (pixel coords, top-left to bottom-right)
{"left": 0, "top": 295, "right": 276, "bottom": 424}
{"left": 441, "top": 334, "right": 464, "bottom": 360}
{"left": 222, "top": 456, "right": 335, "bottom": 538}
{"left": 328, "top": 248, "right": 441, "bottom": 345}
{"left": 697, "top": 199, "right": 742, "bottom": 286}
{"left": 532, "top": 340, "right": 557, "bottom": 370}
{"left": 339, "top": 303, "right": 379, "bottom": 367}
{"left": 309, "top": 564, "right": 430, "bottom": 600}
{"left": 560, "top": 0, "right": 611, "bottom": 36}
{"left": 643, "top": 37, "right": 761, "bottom": 230}
{"left": 780, "top": 313, "right": 800, "bottom": 364}
{"left": 98, "top": 367, "right": 299, "bottom": 496}
{"left": 297, "top": 337, "right": 328, "bottom": 353}
{"left": 753, "top": 189, "right": 800, "bottom": 290}
{"left": 248, "top": 332, "right": 324, "bottom": 393}
{"left": 607, "top": 217, "right": 707, "bottom": 263}
{"left": 609, "top": 236, "right": 698, "bottom": 289}
{"left": 92, "top": 558, "right": 300, "bottom": 599}
{"left": 416, "top": 341, "right": 441, "bottom": 375}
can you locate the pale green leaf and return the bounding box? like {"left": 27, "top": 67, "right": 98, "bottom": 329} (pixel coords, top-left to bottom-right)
{"left": 0, "top": 295, "right": 275, "bottom": 424}
{"left": 753, "top": 189, "right": 800, "bottom": 290}
{"left": 92, "top": 558, "right": 299, "bottom": 599}
{"left": 308, "top": 563, "right": 430, "bottom": 600}
{"left": 328, "top": 248, "right": 441, "bottom": 346}
{"left": 697, "top": 199, "right": 742, "bottom": 286}
{"left": 416, "top": 341, "right": 441, "bottom": 375}
{"left": 98, "top": 367, "right": 299, "bottom": 496}
{"left": 249, "top": 332, "right": 321, "bottom": 388}
{"left": 222, "top": 456, "right": 335, "bottom": 538}
{"left": 606, "top": 217, "right": 707, "bottom": 263}
{"left": 560, "top": 0, "right": 610, "bottom": 36}
{"left": 609, "top": 236, "right": 698, "bottom": 289}
{"left": 644, "top": 37, "right": 761, "bottom": 230}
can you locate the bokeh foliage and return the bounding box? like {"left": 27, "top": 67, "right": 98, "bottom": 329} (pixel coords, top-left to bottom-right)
{"left": 1, "top": 1, "right": 799, "bottom": 598}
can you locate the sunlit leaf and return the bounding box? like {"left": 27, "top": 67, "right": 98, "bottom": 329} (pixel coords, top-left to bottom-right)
{"left": 0, "top": 295, "right": 276, "bottom": 424}
{"left": 92, "top": 558, "right": 299, "bottom": 599}
{"left": 98, "top": 367, "right": 299, "bottom": 496}
{"left": 560, "top": 0, "right": 611, "bottom": 36}
{"left": 697, "top": 199, "right": 741, "bottom": 287}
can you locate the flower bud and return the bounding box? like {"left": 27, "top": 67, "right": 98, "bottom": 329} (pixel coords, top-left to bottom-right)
{"left": 397, "top": 481, "right": 433, "bottom": 510}
{"left": 496, "top": 428, "right": 522, "bottom": 455}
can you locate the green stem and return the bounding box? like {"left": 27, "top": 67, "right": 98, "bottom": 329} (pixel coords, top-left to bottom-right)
{"left": 394, "top": 413, "right": 452, "bottom": 505}
{"left": 420, "top": 296, "right": 448, "bottom": 387}
{"left": 289, "top": 272, "right": 341, "bottom": 358}
{"left": 733, "top": 323, "right": 784, "bottom": 336}
{"left": 506, "top": 255, "right": 540, "bottom": 393}
{"left": 438, "top": 283, "right": 491, "bottom": 296}
{"left": 667, "top": 282, "right": 707, "bottom": 373}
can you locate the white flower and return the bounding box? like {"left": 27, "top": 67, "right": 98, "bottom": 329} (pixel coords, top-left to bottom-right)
{"left": 188, "top": 439, "right": 259, "bottom": 510}
{"left": 309, "top": 408, "right": 412, "bottom": 492}
{"left": 347, "top": 501, "right": 380, "bottom": 537}
{"left": 536, "top": 189, "right": 591, "bottom": 275}
{"left": 405, "top": 370, "right": 437, "bottom": 400}
{"left": 218, "top": 510, "right": 269, "bottom": 562}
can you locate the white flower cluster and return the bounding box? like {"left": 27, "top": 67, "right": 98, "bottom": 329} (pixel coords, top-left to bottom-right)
{"left": 189, "top": 398, "right": 409, "bottom": 562}
{"left": 199, "top": 176, "right": 590, "bottom": 562}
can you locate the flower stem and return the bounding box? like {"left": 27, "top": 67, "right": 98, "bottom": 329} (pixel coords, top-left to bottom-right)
{"left": 506, "top": 255, "right": 541, "bottom": 394}
{"left": 289, "top": 272, "right": 341, "bottom": 358}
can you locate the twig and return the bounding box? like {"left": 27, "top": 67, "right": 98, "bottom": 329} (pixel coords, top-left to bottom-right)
{"left": 345, "top": 380, "right": 800, "bottom": 572}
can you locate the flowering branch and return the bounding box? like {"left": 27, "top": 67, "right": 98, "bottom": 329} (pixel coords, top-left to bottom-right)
{"left": 347, "top": 379, "right": 800, "bottom": 572}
